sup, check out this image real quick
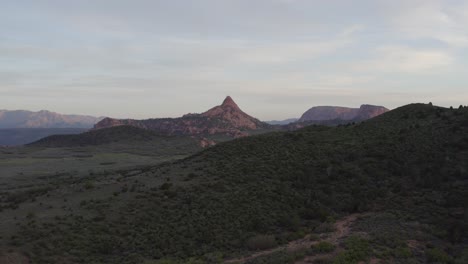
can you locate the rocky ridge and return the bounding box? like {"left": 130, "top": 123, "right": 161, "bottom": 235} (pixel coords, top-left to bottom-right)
{"left": 298, "top": 105, "right": 389, "bottom": 122}
{"left": 94, "top": 96, "right": 270, "bottom": 138}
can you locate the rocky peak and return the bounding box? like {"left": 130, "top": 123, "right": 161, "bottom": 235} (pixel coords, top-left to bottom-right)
{"left": 93, "top": 96, "right": 270, "bottom": 137}
{"left": 221, "top": 96, "right": 240, "bottom": 110}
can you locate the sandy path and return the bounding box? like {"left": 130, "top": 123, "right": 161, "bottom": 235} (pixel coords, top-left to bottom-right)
{"left": 224, "top": 213, "right": 360, "bottom": 264}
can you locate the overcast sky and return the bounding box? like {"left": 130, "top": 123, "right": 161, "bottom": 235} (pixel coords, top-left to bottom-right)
{"left": 1, "top": 0, "right": 468, "bottom": 120}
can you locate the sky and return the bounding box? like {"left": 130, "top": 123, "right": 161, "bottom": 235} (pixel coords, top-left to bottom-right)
{"left": 1, "top": 0, "right": 468, "bottom": 120}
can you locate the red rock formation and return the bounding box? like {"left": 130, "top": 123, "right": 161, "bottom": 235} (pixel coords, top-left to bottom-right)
{"left": 201, "top": 96, "right": 263, "bottom": 130}
{"left": 299, "top": 105, "right": 388, "bottom": 122}
{"left": 93, "top": 96, "right": 270, "bottom": 138}
{"left": 355, "top": 104, "right": 389, "bottom": 120}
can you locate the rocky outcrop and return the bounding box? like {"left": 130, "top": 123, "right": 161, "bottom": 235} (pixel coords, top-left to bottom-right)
{"left": 355, "top": 104, "right": 389, "bottom": 120}
{"left": 200, "top": 96, "right": 264, "bottom": 130}
{"left": 299, "top": 105, "right": 388, "bottom": 123}
{"left": 93, "top": 96, "right": 270, "bottom": 138}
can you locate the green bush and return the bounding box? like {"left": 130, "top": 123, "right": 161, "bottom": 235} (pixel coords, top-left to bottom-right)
{"left": 312, "top": 241, "right": 336, "bottom": 253}
{"left": 333, "top": 236, "right": 370, "bottom": 264}
{"left": 84, "top": 181, "right": 94, "bottom": 189}
{"left": 426, "top": 248, "right": 452, "bottom": 263}
{"left": 394, "top": 246, "right": 412, "bottom": 258}
{"left": 245, "top": 250, "right": 306, "bottom": 264}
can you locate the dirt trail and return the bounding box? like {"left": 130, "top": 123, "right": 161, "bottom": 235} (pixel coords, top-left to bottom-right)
{"left": 224, "top": 213, "right": 360, "bottom": 264}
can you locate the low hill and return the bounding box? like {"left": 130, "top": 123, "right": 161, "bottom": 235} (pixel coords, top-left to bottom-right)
{"left": 3, "top": 103, "right": 468, "bottom": 263}
{"left": 94, "top": 96, "right": 272, "bottom": 138}
{"left": 0, "top": 128, "right": 86, "bottom": 146}
{"left": 29, "top": 125, "right": 200, "bottom": 148}
{"left": 0, "top": 110, "right": 103, "bottom": 128}
{"left": 265, "top": 118, "right": 299, "bottom": 125}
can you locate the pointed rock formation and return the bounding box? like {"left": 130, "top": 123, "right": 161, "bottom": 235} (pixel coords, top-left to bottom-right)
{"left": 94, "top": 96, "right": 270, "bottom": 138}
{"left": 221, "top": 96, "right": 240, "bottom": 109}
{"left": 201, "top": 96, "right": 264, "bottom": 130}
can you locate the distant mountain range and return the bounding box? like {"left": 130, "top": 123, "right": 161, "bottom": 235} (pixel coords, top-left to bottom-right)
{"left": 2, "top": 100, "right": 389, "bottom": 146}
{"left": 94, "top": 96, "right": 271, "bottom": 138}
{"left": 0, "top": 110, "right": 103, "bottom": 129}
{"left": 265, "top": 118, "right": 299, "bottom": 125}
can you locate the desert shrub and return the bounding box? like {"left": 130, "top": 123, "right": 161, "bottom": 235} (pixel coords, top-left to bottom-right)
{"left": 393, "top": 246, "right": 412, "bottom": 258}
{"left": 160, "top": 183, "right": 173, "bottom": 190}
{"left": 455, "top": 248, "right": 468, "bottom": 264}
{"left": 145, "top": 259, "right": 177, "bottom": 264}
{"left": 312, "top": 241, "right": 336, "bottom": 253}
{"left": 245, "top": 250, "right": 306, "bottom": 264}
{"left": 84, "top": 181, "right": 94, "bottom": 189}
{"left": 426, "top": 248, "right": 452, "bottom": 263}
{"left": 26, "top": 212, "right": 35, "bottom": 219}
{"left": 333, "top": 236, "right": 370, "bottom": 264}
{"left": 185, "top": 172, "right": 198, "bottom": 181}
{"left": 246, "top": 235, "right": 277, "bottom": 250}
{"left": 314, "top": 258, "right": 333, "bottom": 264}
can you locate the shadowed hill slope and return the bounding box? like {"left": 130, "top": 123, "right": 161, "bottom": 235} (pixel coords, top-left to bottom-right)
{"left": 0, "top": 128, "right": 86, "bottom": 146}
{"left": 3, "top": 103, "right": 468, "bottom": 263}
{"left": 28, "top": 125, "right": 182, "bottom": 147}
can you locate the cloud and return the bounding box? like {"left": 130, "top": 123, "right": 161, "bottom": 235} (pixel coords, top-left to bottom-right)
{"left": 1, "top": 1, "right": 468, "bottom": 119}
{"left": 352, "top": 45, "right": 454, "bottom": 74}
{"left": 387, "top": 0, "right": 468, "bottom": 47}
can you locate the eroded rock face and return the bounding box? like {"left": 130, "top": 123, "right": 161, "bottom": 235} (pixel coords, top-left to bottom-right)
{"left": 355, "top": 104, "right": 389, "bottom": 120}
{"left": 201, "top": 96, "right": 263, "bottom": 130}
{"left": 299, "top": 105, "right": 389, "bottom": 122}
{"left": 93, "top": 96, "right": 270, "bottom": 137}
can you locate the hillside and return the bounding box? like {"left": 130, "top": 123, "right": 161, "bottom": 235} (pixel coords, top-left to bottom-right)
{"left": 0, "top": 128, "right": 86, "bottom": 146}
{"left": 0, "top": 110, "right": 103, "bottom": 129}
{"left": 94, "top": 96, "right": 272, "bottom": 138}
{"left": 29, "top": 125, "right": 186, "bottom": 147}
{"left": 1, "top": 104, "right": 467, "bottom": 263}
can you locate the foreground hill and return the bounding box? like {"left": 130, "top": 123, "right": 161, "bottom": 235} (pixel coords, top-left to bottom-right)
{"left": 0, "top": 110, "right": 103, "bottom": 129}
{"left": 298, "top": 104, "right": 389, "bottom": 123}
{"left": 1, "top": 103, "right": 467, "bottom": 263}
{"left": 94, "top": 96, "right": 272, "bottom": 138}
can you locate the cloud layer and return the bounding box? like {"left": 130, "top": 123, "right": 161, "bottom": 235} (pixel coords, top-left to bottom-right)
{"left": 1, "top": 0, "right": 467, "bottom": 119}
